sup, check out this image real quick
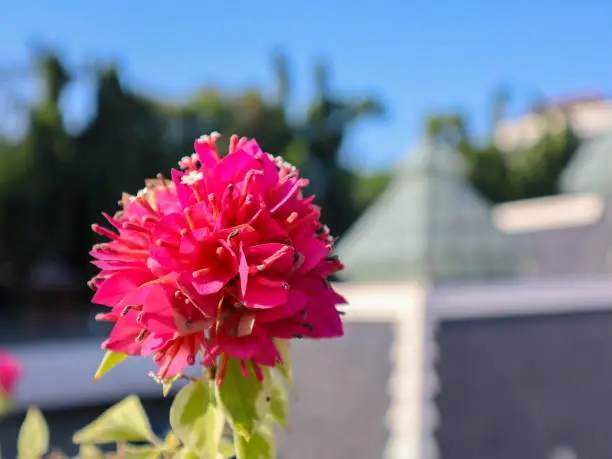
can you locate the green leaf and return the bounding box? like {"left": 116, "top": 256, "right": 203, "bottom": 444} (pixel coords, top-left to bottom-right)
{"left": 273, "top": 339, "right": 294, "bottom": 393}
{"left": 170, "top": 380, "right": 224, "bottom": 458}
{"left": 163, "top": 431, "right": 181, "bottom": 453}
{"left": 92, "top": 350, "right": 129, "bottom": 382}
{"left": 174, "top": 448, "right": 201, "bottom": 459}
{"left": 73, "top": 395, "right": 160, "bottom": 445}
{"left": 123, "top": 445, "right": 163, "bottom": 459}
{"left": 234, "top": 424, "right": 276, "bottom": 459}
{"left": 268, "top": 370, "right": 289, "bottom": 429}
{"left": 78, "top": 444, "right": 105, "bottom": 459}
{"left": 17, "top": 407, "right": 49, "bottom": 459}
{"left": 219, "top": 438, "right": 235, "bottom": 458}
{"left": 215, "top": 358, "right": 272, "bottom": 439}
{"left": 0, "top": 394, "right": 11, "bottom": 420}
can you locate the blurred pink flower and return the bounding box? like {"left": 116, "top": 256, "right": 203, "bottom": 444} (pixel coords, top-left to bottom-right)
{"left": 90, "top": 133, "right": 346, "bottom": 383}
{"left": 0, "top": 349, "right": 21, "bottom": 396}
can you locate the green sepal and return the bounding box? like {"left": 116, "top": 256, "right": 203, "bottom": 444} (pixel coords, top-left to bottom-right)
{"left": 92, "top": 350, "right": 129, "bottom": 382}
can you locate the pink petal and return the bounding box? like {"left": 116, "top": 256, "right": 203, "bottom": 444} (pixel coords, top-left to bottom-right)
{"left": 92, "top": 269, "right": 155, "bottom": 306}
{"left": 248, "top": 210, "right": 288, "bottom": 241}
{"left": 256, "top": 289, "right": 308, "bottom": 322}
{"left": 192, "top": 272, "right": 231, "bottom": 295}
{"left": 194, "top": 139, "right": 220, "bottom": 168}
{"left": 90, "top": 246, "right": 148, "bottom": 262}
{"left": 243, "top": 276, "right": 289, "bottom": 309}
{"left": 294, "top": 234, "right": 329, "bottom": 274}
{"left": 171, "top": 169, "right": 193, "bottom": 208}
{"left": 245, "top": 243, "right": 294, "bottom": 273}
{"left": 216, "top": 333, "right": 258, "bottom": 361}
{"left": 176, "top": 274, "right": 220, "bottom": 317}
{"left": 139, "top": 286, "right": 178, "bottom": 335}
{"left": 179, "top": 228, "right": 209, "bottom": 256}
{"left": 102, "top": 313, "right": 144, "bottom": 356}
{"left": 92, "top": 260, "right": 144, "bottom": 271}
{"left": 299, "top": 279, "right": 346, "bottom": 338}
{"left": 253, "top": 328, "right": 280, "bottom": 366}
{"left": 155, "top": 335, "right": 202, "bottom": 378}
{"left": 0, "top": 351, "right": 21, "bottom": 395}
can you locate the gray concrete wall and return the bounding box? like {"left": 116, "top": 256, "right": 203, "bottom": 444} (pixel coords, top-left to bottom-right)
{"left": 436, "top": 310, "right": 612, "bottom": 459}
{"left": 278, "top": 321, "right": 394, "bottom": 459}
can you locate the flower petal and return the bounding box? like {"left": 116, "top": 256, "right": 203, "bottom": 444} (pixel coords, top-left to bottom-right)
{"left": 92, "top": 269, "right": 155, "bottom": 306}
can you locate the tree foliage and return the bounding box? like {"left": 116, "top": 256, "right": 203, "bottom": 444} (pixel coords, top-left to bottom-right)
{"left": 426, "top": 89, "right": 580, "bottom": 203}
{"left": 0, "top": 50, "right": 386, "bottom": 300}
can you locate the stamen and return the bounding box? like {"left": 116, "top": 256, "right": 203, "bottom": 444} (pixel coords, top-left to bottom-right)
{"left": 208, "top": 193, "right": 219, "bottom": 220}
{"left": 155, "top": 239, "right": 179, "bottom": 249}
{"left": 184, "top": 207, "right": 196, "bottom": 231}
{"left": 251, "top": 361, "right": 264, "bottom": 382}
{"left": 91, "top": 224, "right": 119, "bottom": 241}
{"left": 229, "top": 134, "right": 239, "bottom": 153}
{"left": 240, "top": 360, "right": 250, "bottom": 377}
{"left": 193, "top": 268, "right": 211, "bottom": 279}
{"left": 270, "top": 179, "right": 309, "bottom": 214}
{"left": 286, "top": 212, "right": 299, "bottom": 224}
{"left": 181, "top": 170, "right": 203, "bottom": 186}
{"left": 158, "top": 340, "right": 182, "bottom": 379}
{"left": 227, "top": 228, "right": 241, "bottom": 241}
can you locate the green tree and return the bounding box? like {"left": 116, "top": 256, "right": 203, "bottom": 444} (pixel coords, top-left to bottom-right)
{"left": 299, "top": 60, "right": 384, "bottom": 235}
{"left": 0, "top": 49, "right": 386, "bottom": 303}
{"left": 0, "top": 52, "right": 75, "bottom": 280}
{"left": 426, "top": 89, "right": 580, "bottom": 203}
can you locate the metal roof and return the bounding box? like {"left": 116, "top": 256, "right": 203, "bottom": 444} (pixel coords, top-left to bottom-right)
{"left": 335, "top": 140, "right": 523, "bottom": 283}
{"left": 561, "top": 130, "right": 612, "bottom": 195}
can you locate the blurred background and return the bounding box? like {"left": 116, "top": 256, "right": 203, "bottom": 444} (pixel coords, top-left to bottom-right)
{"left": 1, "top": 0, "right": 612, "bottom": 458}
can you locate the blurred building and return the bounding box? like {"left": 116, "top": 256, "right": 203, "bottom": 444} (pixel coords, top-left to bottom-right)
{"left": 494, "top": 93, "right": 612, "bottom": 151}
{"left": 330, "top": 135, "right": 612, "bottom": 459}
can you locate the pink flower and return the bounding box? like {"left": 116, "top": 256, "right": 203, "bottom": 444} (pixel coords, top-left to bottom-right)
{"left": 90, "top": 133, "right": 346, "bottom": 383}
{"left": 0, "top": 350, "right": 21, "bottom": 396}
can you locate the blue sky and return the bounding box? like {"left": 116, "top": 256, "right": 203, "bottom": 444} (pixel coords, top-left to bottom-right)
{"left": 1, "top": 0, "right": 610, "bottom": 172}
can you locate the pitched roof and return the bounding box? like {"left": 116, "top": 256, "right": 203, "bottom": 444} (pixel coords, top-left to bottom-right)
{"left": 561, "top": 130, "right": 612, "bottom": 195}
{"left": 335, "top": 140, "right": 523, "bottom": 283}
